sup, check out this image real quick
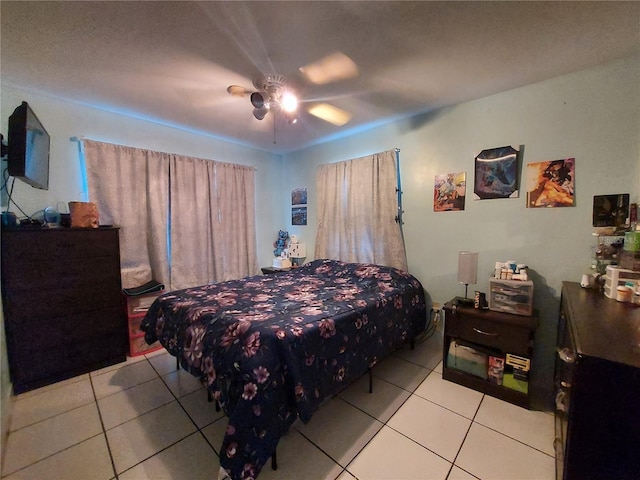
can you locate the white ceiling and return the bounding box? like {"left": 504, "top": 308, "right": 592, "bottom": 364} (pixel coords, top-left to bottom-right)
{"left": 2, "top": 1, "right": 639, "bottom": 154}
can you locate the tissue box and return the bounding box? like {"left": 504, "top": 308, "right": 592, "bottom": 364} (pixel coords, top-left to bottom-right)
{"left": 272, "top": 257, "right": 292, "bottom": 269}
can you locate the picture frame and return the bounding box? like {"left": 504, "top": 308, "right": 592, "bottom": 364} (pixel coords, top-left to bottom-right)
{"left": 592, "top": 193, "right": 629, "bottom": 227}
{"left": 434, "top": 172, "right": 466, "bottom": 212}
{"left": 473, "top": 146, "right": 519, "bottom": 200}
{"left": 526, "top": 158, "right": 575, "bottom": 208}
{"left": 291, "top": 186, "right": 308, "bottom": 225}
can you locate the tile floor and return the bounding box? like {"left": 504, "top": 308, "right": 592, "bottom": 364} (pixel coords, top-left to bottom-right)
{"left": 1, "top": 329, "right": 555, "bottom": 480}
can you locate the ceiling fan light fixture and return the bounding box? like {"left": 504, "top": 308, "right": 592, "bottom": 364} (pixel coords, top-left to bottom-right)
{"left": 281, "top": 91, "right": 298, "bottom": 113}
{"left": 253, "top": 105, "right": 269, "bottom": 121}
{"left": 308, "top": 103, "right": 352, "bottom": 126}
{"left": 250, "top": 91, "right": 265, "bottom": 109}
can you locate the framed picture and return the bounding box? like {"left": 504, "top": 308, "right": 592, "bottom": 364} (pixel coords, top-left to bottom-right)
{"left": 592, "top": 193, "right": 629, "bottom": 227}
{"left": 434, "top": 172, "right": 466, "bottom": 212}
{"left": 292, "top": 206, "right": 307, "bottom": 225}
{"left": 291, "top": 187, "right": 307, "bottom": 206}
{"left": 526, "top": 158, "right": 575, "bottom": 208}
{"left": 473, "top": 146, "right": 519, "bottom": 200}
{"left": 291, "top": 186, "right": 308, "bottom": 225}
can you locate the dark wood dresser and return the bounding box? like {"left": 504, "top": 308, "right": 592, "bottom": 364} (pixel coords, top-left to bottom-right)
{"left": 1, "top": 227, "right": 128, "bottom": 394}
{"left": 555, "top": 282, "right": 640, "bottom": 480}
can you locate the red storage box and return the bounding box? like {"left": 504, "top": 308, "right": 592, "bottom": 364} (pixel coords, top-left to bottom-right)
{"left": 129, "top": 332, "right": 162, "bottom": 357}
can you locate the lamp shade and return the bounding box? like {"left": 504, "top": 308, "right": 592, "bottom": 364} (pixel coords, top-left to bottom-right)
{"left": 458, "top": 251, "right": 478, "bottom": 285}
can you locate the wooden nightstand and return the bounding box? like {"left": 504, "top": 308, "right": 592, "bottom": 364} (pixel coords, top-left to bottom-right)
{"left": 443, "top": 299, "right": 538, "bottom": 408}
{"left": 261, "top": 266, "right": 291, "bottom": 274}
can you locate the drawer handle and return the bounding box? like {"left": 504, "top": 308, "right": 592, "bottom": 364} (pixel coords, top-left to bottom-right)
{"left": 472, "top": 327, "right": 498, "bottom": 336}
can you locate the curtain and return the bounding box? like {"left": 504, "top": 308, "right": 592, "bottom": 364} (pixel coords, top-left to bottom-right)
{"left": 84, "top": 140, "right": 257, "bottom": 291}
{"left": 170, "top": 157, "right": 257, "bottom": 289}
{"left": 84, "top": 140, "right": 170, "bottom": 289}
{"left": 315, "top": 149, "right": 407, "bottom": 271}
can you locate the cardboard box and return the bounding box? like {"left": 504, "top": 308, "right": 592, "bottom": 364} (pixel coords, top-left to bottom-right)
{"left": 503, "top": 353, "right": 530, "bottom": 394}
{"left": 129, "top": 333, "right": 162, "bottom": 357}
{"left": 488, "top": 356, "right": 505, "bottom": 385}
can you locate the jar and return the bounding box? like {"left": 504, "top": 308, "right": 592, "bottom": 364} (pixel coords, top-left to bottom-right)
{"left": 616, "top": 286, "right": 633, "bottom": 303}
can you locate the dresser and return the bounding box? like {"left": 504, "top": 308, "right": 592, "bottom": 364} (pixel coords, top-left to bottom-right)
{"left": 1, "top": 228, "right": 128, "bottom": 393}
{"left": 555, "top": 282, "right": 640, "bottom": 480}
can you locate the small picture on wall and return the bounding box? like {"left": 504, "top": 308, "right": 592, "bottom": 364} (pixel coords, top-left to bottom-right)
{"left": 292, "top": 187, "right": 307, "bottom": 206}
{"left": 434, "top": 172, "right": 466, "bottom": 212}
{"left": 526, "top": 158, "right": 575, "bottom": 208}
{"left": 292, "top": 206, "right": 307, "bottom": 225}
{"left": 473, "top": 146, "right": 519, "bottom": 200}
{"left": 291, "top": 186, "right": 308, "bottom": 225}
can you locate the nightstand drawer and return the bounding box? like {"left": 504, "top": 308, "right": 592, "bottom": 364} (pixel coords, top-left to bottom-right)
{"left": 446, "top": 312, "right": 532, "bottom": 355}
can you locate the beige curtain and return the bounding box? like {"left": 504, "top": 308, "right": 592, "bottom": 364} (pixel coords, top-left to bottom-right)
{"left": 315, "top": 149, "right": 408, "bottom": 271}
{"left": 170, "top": 157, "right": 258, "bottom": 289}
{"left": 83, "top": 140, "right": 258, "bottom": 291}
{"left": 84, "top": 140, "right": 170, "bottom": 289}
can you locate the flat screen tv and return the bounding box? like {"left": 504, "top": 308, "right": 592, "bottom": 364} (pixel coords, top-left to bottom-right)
{"left": 7, "top": 101, "right": 50, "bottom": 190}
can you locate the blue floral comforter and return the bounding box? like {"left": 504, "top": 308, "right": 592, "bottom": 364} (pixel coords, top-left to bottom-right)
{"left": 141, "top": 259, "right": 426, "bottom": 480}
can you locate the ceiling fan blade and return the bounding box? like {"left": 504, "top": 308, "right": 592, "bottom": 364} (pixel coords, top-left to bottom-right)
{"left": 299, "top": 52, "right": 359, "bottom": 85}
{"left": 307, "top": 103, "right": 352, "bottom": 126}
{"left": 227, "top": 84, "right": 252, "bottom": 97}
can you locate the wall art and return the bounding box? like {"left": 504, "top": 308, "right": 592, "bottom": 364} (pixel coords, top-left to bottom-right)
{"left": 434, "top": 172, "right": 466, "bottom": 211}
{"left": 526, "top": 158, "right": 575, "bottom": 208}
{"left": 592, "top": 193, "right": 629, "bottom": 227}
{"left": 473, "top": 146, "right": 519, "bottom": 200}
{"left": 291, "top": 186, "right": 307, "bottom": 225}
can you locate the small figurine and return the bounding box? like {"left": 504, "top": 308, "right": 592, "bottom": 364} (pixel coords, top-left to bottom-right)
{"left": 273, "top": 230, "right": 289, "bottom": 257}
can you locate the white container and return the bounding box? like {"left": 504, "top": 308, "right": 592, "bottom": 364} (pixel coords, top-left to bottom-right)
{"left": 616, "top": 286, "right": 633, "bottom": 302}
{"left": 604, "top": 266, "right": 640, "bottom": 299}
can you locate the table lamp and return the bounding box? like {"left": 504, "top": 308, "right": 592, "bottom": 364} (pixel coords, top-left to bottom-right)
{"left": 457, "top": 251, "right": 478, "bottom": 304}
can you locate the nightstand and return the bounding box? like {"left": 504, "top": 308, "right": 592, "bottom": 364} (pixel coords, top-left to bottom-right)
{"left": 261, "top": 266, "right": 291, "bottom": 274}
{"left": 443, "top": 299, "right": 538, "bottom": 408}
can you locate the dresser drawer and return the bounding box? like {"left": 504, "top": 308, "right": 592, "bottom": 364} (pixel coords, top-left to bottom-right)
{"left": 446, "top": 311, "right": 532, "bottom": 355}
{"left": 1, "top": 228, "right": 119, "bottom": 262}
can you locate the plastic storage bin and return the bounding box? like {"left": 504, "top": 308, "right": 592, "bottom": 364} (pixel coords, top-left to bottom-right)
{"left": 489, "top": 279, "right": 534, "bottom": 316}
{"left": 604, "top": 265, "right": 640, "bottom": 299}
{"left": 129, "top": 333, "right": 161, "bottom": 357}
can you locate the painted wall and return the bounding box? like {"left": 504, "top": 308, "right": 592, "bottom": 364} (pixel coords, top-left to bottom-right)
{"left": 282, "top": 54, "right": 640, "bottom": 408}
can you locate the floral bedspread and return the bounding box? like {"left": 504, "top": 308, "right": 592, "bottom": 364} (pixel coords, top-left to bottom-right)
{"left": 141, "top": 259, "right": 426, "bottom": 480}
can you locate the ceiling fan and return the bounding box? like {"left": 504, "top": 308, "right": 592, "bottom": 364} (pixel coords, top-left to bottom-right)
{"left": 226, "top": 52, "right": 359, "bottom": 127}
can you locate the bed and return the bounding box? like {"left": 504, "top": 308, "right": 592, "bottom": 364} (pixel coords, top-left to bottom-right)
{"left": 141, "top": 258, "right": 427, "bottom": 480}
